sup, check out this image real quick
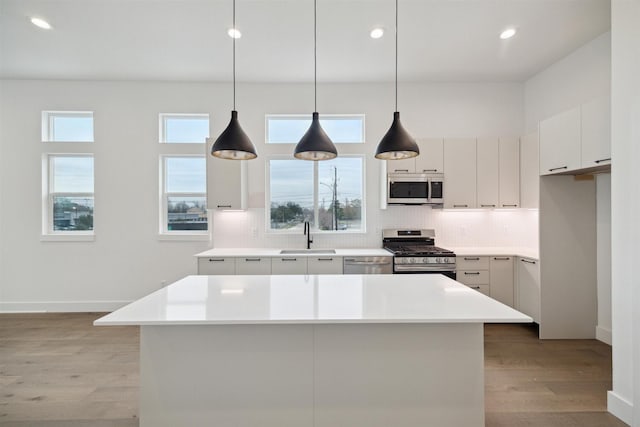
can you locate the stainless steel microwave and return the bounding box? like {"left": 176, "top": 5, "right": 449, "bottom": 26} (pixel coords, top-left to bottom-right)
{"left": 387, "top": 173, "right": 444, "bottom": 205}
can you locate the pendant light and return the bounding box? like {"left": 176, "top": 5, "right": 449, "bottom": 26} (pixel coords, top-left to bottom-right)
{"left": 209, "top": 0, "right": 257, "bottom": 160}
{"left": 375, "top": 0, "right": 419, "bottom": 160}
{"left": 293, "top": 0, "right": 337, "bottom": 161}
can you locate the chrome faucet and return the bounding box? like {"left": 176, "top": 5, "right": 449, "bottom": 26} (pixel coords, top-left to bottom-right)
{"left": 303, "top": 221, "right": 313, "bottom": 249}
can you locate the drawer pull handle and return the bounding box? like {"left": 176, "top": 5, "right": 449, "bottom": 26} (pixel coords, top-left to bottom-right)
{"left": 245, "top": 258, "right": 261, "bottom": 262}
{"left": 464, "top": 257, "right": 480, "bottom": 261}
{"left": 594, "top": 158, "right": 611, "bottom": 164}
{"left": 281, "top": 258, "right": 297, "bottom": 261}
{"left": 317, "top": 258, "right": 334, "bottom": 261}
{"left": 453, "top": 204, "right": 468, "bottom": 208}
{"left": 217, "top": 205, "right": 232, "bottom": 208}
{"left": 481, "top": 204, "right": 495, "bottom": 208}
{"left": 502, "top": 204, "right": 518, "bottom": 207}
{"left": 464, "top": 272, "right": 481, "bottom": 275}
{"left": 394, "top": 169, "right": 409, "bottom": 172}
{"left": 521, "top": 259, "right": 537, "bottom": 264}
{"left": 209, "top": 258, "right": 225, "bottom": 262}
{"left": 493, "top": 257, "right": 510, "bottom": 260}
{"left": 548, "top": 166, "right": 568, "bottom": 172}
{"left": 423, "top": 169, "right": 438, "bottom": 172}
{"left": 470, "top": 286, "right": 481, "bottom": 290}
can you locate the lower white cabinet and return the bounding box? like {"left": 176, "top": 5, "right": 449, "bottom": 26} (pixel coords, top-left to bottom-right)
{"left": 236, "top": 258, "right": 272, "bottom": 275}
{"left": 516, "top": 257, "right": 540, "bottom": 323}
{"left": 271, "top": 257, "right": 307, "bottom": 274}
{"left": 489, "top": 256, "right": 514, "bottom": 307}
{"left": 457, "top": 255, "right": 516, "bottom": 307}
{"left": 198, "top": 257, "right": 236, "bottom": 275}
{"left": 457, "top": 256, "right": 490, "bottom": 296}
{"left": 308, "top": 256, "right": 343, "bottom": 274}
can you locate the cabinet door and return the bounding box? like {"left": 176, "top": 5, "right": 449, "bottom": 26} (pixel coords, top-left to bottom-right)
{"left": 539, "top": 107, "right": 581, "bottom": 175}
{"left": 581, "top": 95, "right": 611, "bottom": 168}
{"left": 308, "top": 256, "right": 343, "bottom": 274}
{"left": 520, "top": 131, "right": 539, "bottom": 209}
{"left": 206, "top": 146, "right": 247, "bottom": 210}
{"left": 476, "top": 138, "right": 499, "bottom": 208}
{"left": 499, "top": 137, "right": 520, "bottom": 208}
{"left": 443, "top": 138, "right": 477, "bottom": 208}
{"left": 456, "top": 256, "right": 490, "bottom": 270}
{"left": 457, "top": 270, "right": 489, "bottom": 285}
{"left": 236, "top": 258, "right": 271, "bottom": 275}
{"left": 386, "top": 157, "right": 415, "bottom": 173}
{"left": 198, "top": 257, "right": 236, "bottom": 275}
{"left": 516, "top": 257, "right": 540, "bottom": 322}
{"left": 415, "top": 138, "right": 444, "bottom": 173}
{"left": 271, "top": 257, "right": 307, "bottom": 274}
{"left": 489, "top": 256, "right": 514, "bottom": 307}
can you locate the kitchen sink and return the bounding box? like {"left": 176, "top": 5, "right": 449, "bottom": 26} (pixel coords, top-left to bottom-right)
{"left": 279, "top": 249, "right": 336, "bottom": 254}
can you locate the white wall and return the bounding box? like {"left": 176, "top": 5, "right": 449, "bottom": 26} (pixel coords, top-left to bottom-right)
{"left": 610, "top": 0, "right": 639, "bottom": 424}
{"left": 0, "top": 79, "right": 532, "bottom": 311}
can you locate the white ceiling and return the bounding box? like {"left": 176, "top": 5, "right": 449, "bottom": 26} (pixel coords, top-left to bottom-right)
{"left": 0, "top": 0, "right": 611, "bottom": 83}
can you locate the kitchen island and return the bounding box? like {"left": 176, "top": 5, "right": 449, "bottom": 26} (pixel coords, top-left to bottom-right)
{"left": 95, "top": 274, "right": 531, "bottom": 427}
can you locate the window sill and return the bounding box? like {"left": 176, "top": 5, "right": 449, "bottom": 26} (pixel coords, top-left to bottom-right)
{"left": 158, "top": 233, "right": 210, "bottom": 242}
{"left": 41, "top": 233, "right": 95, "bottom": 242}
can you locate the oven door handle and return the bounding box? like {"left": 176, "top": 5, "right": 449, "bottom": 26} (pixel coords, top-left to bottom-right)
{"left": 394, "top": 265, "right": 457, "bottom": 272}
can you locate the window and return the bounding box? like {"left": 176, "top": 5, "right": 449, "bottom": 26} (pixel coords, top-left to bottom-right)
{"left": 45, "top": 155, "right": 94, "bottom": 235}
{"left": 161, "top": 156, "right": 207, "bottom": 234}
{"left": 42, "top": 111, "right": 94, "bottom": 142}
{"left": 268, "top": 156, "right": 364, "bottom": 232}
{"left": 159, "top": 114, "right": 209, "bottom": 143}
{"left": 266, "top": 115, "right": 365, "bottom": 144}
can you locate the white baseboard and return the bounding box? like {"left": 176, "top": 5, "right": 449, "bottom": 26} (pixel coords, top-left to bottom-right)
{"left": 596, "top": 325, "right": 612, "bottom": 345}
{"left": 608, "top": 391, "right": 633, "bottom": 425}
{"left": 0, "top": 300, "right": 132, "bottom": 313}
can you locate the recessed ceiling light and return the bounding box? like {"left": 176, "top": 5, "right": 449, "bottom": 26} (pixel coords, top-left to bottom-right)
{"left": 370, "top": 27, "right": 384, "bottom": 39}
{"left": 227, "top": 28, "right": 241, "bottom": 39}
{"left": 30, "top": 17, "right": 52, "bottom": 30}
{"left": 500, "top": 28, "right": 517, "bottom": 40}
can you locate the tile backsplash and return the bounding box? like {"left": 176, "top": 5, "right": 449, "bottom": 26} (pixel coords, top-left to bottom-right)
{"left": 211, "top": 207, "right": 538, "bottom": 250}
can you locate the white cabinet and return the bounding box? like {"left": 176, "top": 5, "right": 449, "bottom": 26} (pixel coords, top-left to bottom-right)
{"left": 539, "top": 106, "right": 581, "bottom": 175}
{"left": 236, "top": 257, "right": 271, "bottom": 275}
{"left": 386, "top": 138, "right": 444, "bottom": 174}
{"left": 476, "top": 138, "right": 499, "bottom": 208}
{"left": 498, "top": 138, "right": 520, "bottom": 208}
{"left": 489, "top": 256, "right": 514, "bottom": 307}
{"left": 520, "top": 131, "right": 539, "bottom": 209}
{"left": 271, "top": 257, "right": 308, "bottom": 274}
{"left": 457, "top": 256, "right": 490, "bottom": 296}
{"left": 308, "top": 256, "right": 343, "bottom": 274}
{"left": 198, "top": 257, "right": 236, "bottom": 275}
{"left": 581, "top": 95, "right": 611, "bottom": 168}
{"left": 516, "top": 257, "right": 540, "bottom": 323}
{"left": 444, "top": 138, "right": 477, "bottom": 209}
{"left": 206, "top": 147, "right": 247, "bottom": 210}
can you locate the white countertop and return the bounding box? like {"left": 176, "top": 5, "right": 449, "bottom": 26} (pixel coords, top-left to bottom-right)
{"left": 450, "top": 247, "right": 539, "bottom": 259}
{"left": 194, "top": 248, "right": 393, "bottom": 258}
{"left": 94, "top": 274, "right": 532, "bottom": 326}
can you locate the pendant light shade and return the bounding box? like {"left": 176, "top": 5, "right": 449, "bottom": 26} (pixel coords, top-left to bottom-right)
{"left": 211, "top": 110, "right": 257, "bottom": 160}
{"left": 294, "top": 112, "right": 337, "bottom": 160}
{"left": 209, "top": 0, "right": 257, "bottom": 160}
{"left": 375, "top": 0, "right": 419, "bottom": 160}
{"left": 294, "top": 0, "right": 337, "bottom": 161}
{"left": 374, "top": 111, "right": 418, "bottom": 160}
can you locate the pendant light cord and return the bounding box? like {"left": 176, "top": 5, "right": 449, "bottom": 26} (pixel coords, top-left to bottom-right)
{"left": 233, "top": 0, "right": 236, "bottom": 110}
{"left": 314, "top": 0, "right": 317, "bottom": 112}
{"left": 395, "top": 0, "right": 398, "bottom": 112}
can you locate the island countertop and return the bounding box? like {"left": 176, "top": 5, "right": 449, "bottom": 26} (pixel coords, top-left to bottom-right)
{"left": 95, "top": 274, "right": 531, "bottom": 326}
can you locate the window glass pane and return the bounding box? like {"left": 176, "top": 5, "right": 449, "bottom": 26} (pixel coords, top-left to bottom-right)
{"left": 48, "top": 113, "right": 94, "bottom": 142}
{"left": 269, "top": 160, "right": 314, "bottom": 230}
{"left": 267, "top": 116, "right": 364, "bottom": 143}
{"left": 53, "top": 196, "right": 94, "bottom": 231}
{"left": 162, "top": 115, "right": 209, "bottom": 143}
{"left": 52, "top": 156, "right": 94, "bottom": 193}
{"left": 167, "top": 196, "right": 208, "bottom": 231}
{"left": 165, "top": 157, "right": 206, "bottom": 193}
{"left": 318, "top": 158, "right": 363, "bottom": 231}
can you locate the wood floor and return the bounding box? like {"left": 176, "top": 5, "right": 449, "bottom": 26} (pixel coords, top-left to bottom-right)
{"left": 0, "top": 313, "right": 628, "bottom": 427}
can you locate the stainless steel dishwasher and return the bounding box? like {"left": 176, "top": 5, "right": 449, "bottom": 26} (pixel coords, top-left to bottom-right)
{"left": 343, "top": 256, "right": 393, "bottom": 274}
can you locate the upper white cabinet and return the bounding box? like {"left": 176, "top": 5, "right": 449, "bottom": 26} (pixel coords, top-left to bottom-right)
{"left": 498, "top": 137, "right": 520, "bottom": 208}
{"left": 386, "top": 138, "right": 444, "bottom": 174}
{"left": 539, "top": 107, "right": 582, "bottom": 175}
{"left": 206, "top": 143, "right": 247, "bottom": 210}
{"left": 520, "top": 131, "right": 539, "bottom": 209}
{"left": 581, "top": 95, "right": 611, "bottom": 168}
{"left": 476, "top": 138, "right": 499, "bottom": 208}
{"left": 444, "top": 138, "right": 477, "bottom": 209}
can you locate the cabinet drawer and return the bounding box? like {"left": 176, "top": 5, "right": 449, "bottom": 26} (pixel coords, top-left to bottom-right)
{"left": 271, "top": 257, "right": 308, "bottom": 274}
{"left": 235, "top": 258, "right": 272, "bottom": 275}
{"left": 456, "top": 256, "right": 489, "bottom": 270}
{"left": 307, "top": 256, "right": 343, "bottom": 274}
{"left": 457, "top": 270, "right": 489, "bottom": 285}
{"left": 198, "top": 257, "right": 236, "bottom": 275}
{"left": 465, "top": 284, "right": 490, "bottom": 296}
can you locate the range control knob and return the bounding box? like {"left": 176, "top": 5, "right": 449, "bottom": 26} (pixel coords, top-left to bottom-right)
{"left": 436, "top": 257, "right": 442, "bottom": 263}
{"left": 422, "top": 257, "right": 428, "bottom": 264}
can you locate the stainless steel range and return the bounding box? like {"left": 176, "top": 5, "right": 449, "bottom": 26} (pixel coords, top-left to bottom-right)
{"left": 382, "top": 229, "right": 456, "bottom": 279}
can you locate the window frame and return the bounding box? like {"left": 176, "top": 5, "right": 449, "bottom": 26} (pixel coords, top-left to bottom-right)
{"left": 159, "top": 113, "right": 210, "bottom": 144}
{"left": 159, "top": 154, "right": 209, "bottom": 240}
{"left": 265, "top": 114, "right": 366, "bottom": 144}
{"left": 41, "top": 111, "right": 94, "bottom": 143}
{"left": 265, "top": 154, "right": 366, "bottom": 234}
{"left": 41, "top": 154, "right": 95, "bottom": 241}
